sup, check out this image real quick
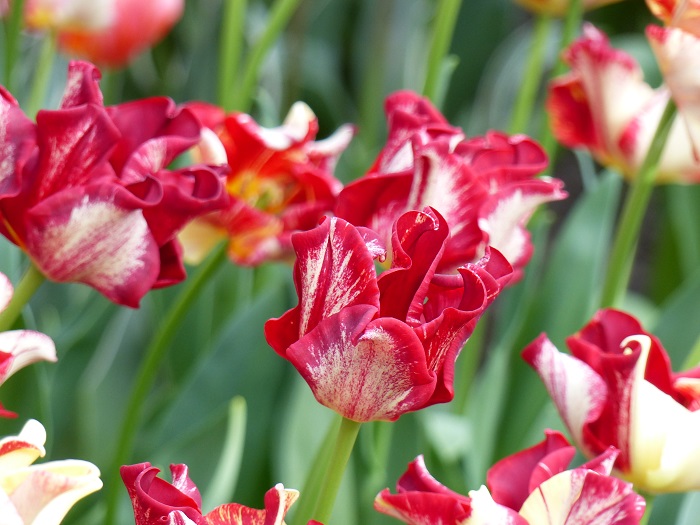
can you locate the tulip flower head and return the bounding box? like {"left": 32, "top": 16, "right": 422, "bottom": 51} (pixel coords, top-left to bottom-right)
{"left": 375, "top": 430, "right": 645, "bottom": 524}
{"left": 547, "top": 23, "right": 700, "bottom": 183}
{"left": 0, "top": 61, "right": 228, "bottom": 307}
{"left": 24, "top": 0, "right": 115, "bottom": 32}
{"left": 524, "top": 308, "right": 700, "bottom": 493}
{"left": 0, "top": 419, "right": 102, "bottom": 523}
{"left": 121, "top": 462, "right": 300, "bottom": 525}
{"left": 646, "top": 0, "right": 700, "bottom": 36}
{"left": 0, "top": 273, "right": 56, "bottom": 418}
{"left": 265, "top": 209, "right": 512, "bottom": 422}
{"left": 335, "top": 91, "right": 565, "bottom": 280}
{"left": 180, "top": 101, "right": 355, "bottom": 266}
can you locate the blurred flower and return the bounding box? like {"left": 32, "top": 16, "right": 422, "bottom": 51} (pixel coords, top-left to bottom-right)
{"left": 180, "top": 101, "right": 354, "bottom": 266}
{"left": 375, "top": 430, "right": 645, "bottom": 524}
{"left": 265, "top": 209, "right": 512, "bottom": 422}
{"left": 547, "top": 23, "right": 700, "bottom": 183}
{"left": 646, "top": 0, "right": 700, "bottom": 36}
{"left": 121, "top": 462, "right": 300, "bottom": 525}
{"left": 524, "top": 308, "right": 700, "bottom": 493}
{"left": 514, "top": 0, "right": 623, "bottom": 16}
{"left": 0, "top": 61, "right": 228, "bottom": 307}
{"left": 0, "top": 419, "right": 102, "bottom": 523}
{"left": 335, "top": 91, "right": 565, "bottom": 280}
{"left": 0, "top": 273, "right": 56, "bottom": 418}
{"left": 23, "top": 0, "right": 184, "bottom": 68}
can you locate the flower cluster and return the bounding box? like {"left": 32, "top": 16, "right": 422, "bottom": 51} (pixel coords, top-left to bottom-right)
{"left": 0, "top": 61, "right": 228, "bottom": 307}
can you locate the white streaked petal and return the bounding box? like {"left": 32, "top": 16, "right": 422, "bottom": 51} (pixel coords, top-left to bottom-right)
{"left": 0, "top": 273, "right": 12, "bottom": 313}
{"left": 467, "top": 486, "right": 523, "bottom": 525}
{"left": 0, "top": 420, "right": 46, "bottom": 472}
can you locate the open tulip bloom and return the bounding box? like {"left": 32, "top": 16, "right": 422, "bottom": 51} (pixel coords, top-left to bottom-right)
{"left": 524, "top": 308, "right": 700, "bottom": 493}
{"left": 121, "top": 462, "right": 303, "bottom": 525}
{"left": 0, "top": 60, "right": 228, "bottom": 307}
{"left": 547, "top": 23, "right": 700, "bottom": 183}
{"left": 375, "top": 429, "right": 645, "bottom": 525}
{"left": 335, "top": 91, "right": 566, "bottom": 280}
{"left": 0, "top": 419, "right": 102, "bottom": 524}
{"left": 265, "top": 208, "right": 512, "bottom": 422}
{"left": 179, "top": 101, "right": 355, "bottom": 267}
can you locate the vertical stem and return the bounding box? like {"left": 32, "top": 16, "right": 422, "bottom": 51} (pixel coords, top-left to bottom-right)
{"left": 232, "top": 0, "right": 303, "bottom": 112}
{"left": 600, "top": 99, "right": 677, "bottom": 308}
{"left": 311, "top": 417, "right": 362, "bottom": 525}
{"left": 639, "top": 494, "right": 654, "bottom": 525}
{"left": 26, "top": 33, "right": 56, "bottom": 118}
{"left": 4, "top": 0, "right": 25, "bottom": 92}
{"left": 0, "top": 263, "right": 45, "bottom": 332}
{"left": 218, "top": 0, "right": 247, "bottom": 111}
{"left": 453, "top": 317, "right": 486, "bottom": 414}
{"left": 423, "top": 0, "right": 462, "bottom": 102}
{"left": 509, "top": 14, "right": 553, "bottom": 135}
{"left": 104, "top": 243, "right": 228, "bottom": 525}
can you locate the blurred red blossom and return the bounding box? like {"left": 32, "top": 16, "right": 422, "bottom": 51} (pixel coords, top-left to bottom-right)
{"left": 120, "top": 462, "right": 304, "bottom": 525}
{"left": 375, "top": 430, "right": 645, "bottom": 524}
{"left": 547, "top": 24, "right": 700, "bottom": 183}
{"left": 180, "top": 101, "right": 355, "bottom": 266}
{"left": 524, "top": 308, "right": 700, "bottom": 493}
{"left": 335, "top": 91, "right": 565, "bottom": 281}
{"left": 646, "top": 0, "right": 700, "bottom": 36}
{"left": 265, "top": 208, "right": 511, "bottom": 422}
{"left": 0, "top": 61, "right": 228, "bottom": 307}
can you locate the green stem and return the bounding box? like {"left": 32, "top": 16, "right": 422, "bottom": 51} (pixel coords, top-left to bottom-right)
{"left": 423, "top": 0, "right": 462, "bottom": 102}
{"left": 0, "top": 263, "right": 45, "bottom": 331}
{"left": 232, "top": 0, "right": 302, "bottom": 112}
{"left": 104, "top": 242, "right": 229, "bottom": 525}
{"left": 311, "top": 416, "right": 362, "bottom": 525}
{"left": 639, "top": 493, "right": 654, "bottom": 525}
{"left": 453, "top": 316, "right": 486, "bottom": 414}
{"left": 509, "top": 14, "right": 553, "bottom": 135}
{"left": 681, "top": 331, "right": 700, "bottom": 371}
{"left": 4, "top": 0, "right": 25, "bottom": 92}
{"left": 600, "top": 99, "right": 676, "bottom": 308}
{"left": 218, "top": 0, "right": 247, "bottom": 111}
{"left": 541, "top": 0, "right": 584, "bottom": 160}
{"left": 26, "top": 33, "right": 56, "bottom": 118}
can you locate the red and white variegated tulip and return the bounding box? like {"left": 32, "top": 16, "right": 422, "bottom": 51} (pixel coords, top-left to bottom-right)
{"left": 646, "top": 0, "right": 700, "bottom": 36}
{"left": 265, "top": 208, "right": 512, "bottom": 422}
{"left": 27, "top": 0, "right": 185, "bottom": 67}
{"left": 121, "top": 462, "right": 302, "bottom": 525}
{"left": 335, "top": 91, "right": 565, "bottom": 281}
{"left": 0, "top": 419, "right": 102, "bottom": 523}
{"left": 547, "top": 23, "right": 700, "bottom": 183}
{"left": 514, "top": 0, "right": 622, "bottom": 16}
{"left": 524, "top": 308, "right": 700, "bottom": 493}
{"left": 179, "top": 101, "right": 355, "bottom": 266}
{"left": 646, "top": 25, "right": 700, "bottom": 159}
{"left": 0, "top": 273, "right": 56, "bottom": 418}
{"left": 0, "top": 61, "right": 228, "bottom": 307}
{"left": 375, "top": 430, "right": 645, "bottom": 525}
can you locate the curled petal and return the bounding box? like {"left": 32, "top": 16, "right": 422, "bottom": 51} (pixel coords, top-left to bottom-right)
{"left": 286, "top": 306, "right": 436, "bottom": 422}
{"left": 203, "top": 484, "right": 298, "bottom": 525}
{"left": 0, "top": 89, "right": 36, "bottom": 198}
{"left": 0, "top": 273, "right": 12, "bottom": 312}
{"left": 374, "top": 488, "right": 472, "bottom": 525}
{"left": 0, "top": 419, "right": 46, "bottom": 471}
{"left": 0, "top": 329, "right": 57, "bottom": 384}
{"left": 466, "top": 486, "right": 527, "bottom": 525}
{"left": 60, "top": 61, "right": 104, "bottom": 108}
{"left": 646, "top": 0, "right": 700, "bottom": 36}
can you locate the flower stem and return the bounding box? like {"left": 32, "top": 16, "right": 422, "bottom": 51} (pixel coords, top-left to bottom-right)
{"left": 509, "top": 14, "right": 553, "bottom": 135}
{"left": 639, "top": 493, "right": 654, "bottom": 525}
{"left": 311, "top": 416, "right": 362, "bottom": 524}
{"left": 0, "top": 263, "right": 45, "bottom": 332}
{"left": 26, "top": 33, "right": 56, "bottom": 118}
{"left": 682, "top": 331, "right": 700, "bottom": 370}
{"left": 104, "top": 242, "right": 228, "bottom": 525}
{"left": 218, "top": 0, "right": 247, "bottom": 111}
{"left": 3, "top": 0, "right": 25, "bottom": 92}
{"left": 600, "top": 99, "right": 676, "bottom": 308}
{"left": 232, "top": 0, "right": 302, "bottom": 113}
{"left": 540, "top": 0, "right": 584, "bottom": 159}
{"left": 423, "top": 0, "right": 462, "bottom": 102}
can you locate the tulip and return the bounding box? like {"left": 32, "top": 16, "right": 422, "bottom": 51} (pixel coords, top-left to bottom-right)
{"left": 179, "top": 101, "right": 354, "bottom": 266}
{"left": 265, "top": 209, "right": 512, "bottom": 422}
{"left": 646, "top": 0, "right": 700, "bottom": 36}
{"left": 547, "top": 23, "right": 700, "bottom": 183}
{"left": 24, "top": 0, "right": 115, "bottom": 32}
{"left": 514, "top": 0, "right": 623, "bottom": 16}
{"left": 375, "top": 430, "right": 645, "bottom": 524}
{"left": 335, "top": 90, "right": 565, "bottom": 280}
{"left": 0, "top": 419, "right": 102, "bottom": 523}
{"left": 0, "top": 61, "right": 228, "bottom": 307}
{"left": 524, "top": 308, "right": 700, "bottom": 493}
{"left": 0, "top": 272, "right": 56, "bottom": 418}
{"left": 121, "top": 462, "right": 301, "bottom": 525}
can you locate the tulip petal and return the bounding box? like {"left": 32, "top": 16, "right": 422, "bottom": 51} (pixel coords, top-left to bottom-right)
{"left": 0, "top": 273, "right": 12, "bottom": 313}
{"left": 204, "top": 484, "right": 298, "bottom": 525}
{"left": 466, "top": 486, "right": 528, "bottom": 525}
{"left": 287, "top": 305, "right": 436, "bottom": 422}
{"left": 374, "top": 488, "right": 473, "bottom": 525}
{"left": 522, "top": 335, "right": 607, "bottom": 452}
{"left": 0, "top": 330, "right": 57, "bottom": 384}
{"left": 0, "top": 89, "right": 36, "bottom": 198}
{"left": 0, "top": 420, "right": 46, "bottom": 472}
